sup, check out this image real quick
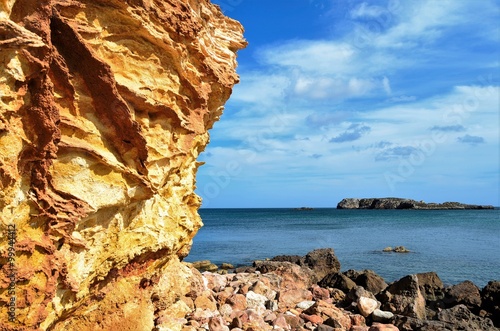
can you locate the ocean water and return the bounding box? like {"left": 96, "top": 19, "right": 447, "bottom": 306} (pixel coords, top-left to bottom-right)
{"left": 185, "top": 208, "right": 500, "bottom": 288}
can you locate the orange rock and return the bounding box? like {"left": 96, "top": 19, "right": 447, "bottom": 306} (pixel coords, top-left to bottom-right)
{"left": 227, "top": 293, "right": 248, "bottom": 311}
{"left": 279, "top": 289, "right": 313, "bottom": 309}
{"left": 194, "top": 291, "right": 218, "bottom": 311}
{"left": 0, "top": 0, "right": 245, "bottom": 329}
{"left": 300, "top": 313, "right": 324, "bottom": 325}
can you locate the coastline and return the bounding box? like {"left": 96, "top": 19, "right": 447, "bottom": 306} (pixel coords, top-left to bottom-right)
{"left": 188, "top": 208, "right": 500, "bottom": 288}
{"left": 185, "top": 248, "right": 499, "bottom": 331}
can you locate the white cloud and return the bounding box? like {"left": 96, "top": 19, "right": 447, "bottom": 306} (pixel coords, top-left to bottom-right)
{"left": 292, "top": 75, "right": 377, "bottom": 100}
{"left": 257, "top": 41, "right": 356, "bottom": 75}
{"left": 231, "top": 73, "right": 289, "bottom": 106}
{"left": 349, "top": 2, "right": 388, "bottom": 19}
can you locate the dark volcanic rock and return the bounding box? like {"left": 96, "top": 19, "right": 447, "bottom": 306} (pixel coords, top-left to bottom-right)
{"left": 337, "top": 197, "right": 494, "bottom": 209}
{"left": 344, "top": 269, "right": 388, "bottom": 295}
{"left": 319, "top": 272, "right": 357, "bottom": 293}
{"left": 416, "top": 272, "right": 445, "bottom": 302}
{"left": 482, "top": 280, "right": 500, "bottom": 327}
{"left": 437, "top": 304, "right": 497, "bottom": 331}
{"left": 303, "top": 248, "right": 342, "bottom": 283}
{"left": 379, "top": 274, "right": 427, "bottom": 320}
{"left": 271, "top": 254, "right": 303, "bottom": 264}
{"left": 444, "top": 280, "right": 482, "bottom": 312}
{"left": 394, "top": 310, "right": 499, "bottom": 331}
{"left": 268, "top": 248, "right": 341, "bottom": 284}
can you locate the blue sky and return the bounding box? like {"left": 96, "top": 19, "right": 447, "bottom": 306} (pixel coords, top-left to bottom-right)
{"left": 196, "top": 0, "right": 500, "bottom": 208}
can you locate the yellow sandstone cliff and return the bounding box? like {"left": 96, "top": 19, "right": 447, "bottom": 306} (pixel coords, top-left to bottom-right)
{"left": 0, "top": 1, "right": 245, "bottom": 330}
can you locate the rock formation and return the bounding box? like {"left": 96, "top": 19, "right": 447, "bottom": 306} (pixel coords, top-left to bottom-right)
{"left": 337, "top": 198, "right": 494, "bottom": 210}
{"left": 186, "top": 249, "right": 499, "bottom": 331}
{"left": 0, "top": 1, "right": 246, "bottom": 330}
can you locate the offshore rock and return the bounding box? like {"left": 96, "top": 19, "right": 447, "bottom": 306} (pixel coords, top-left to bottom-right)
{"left": 337, "top": 198, "right": 494, "bottom": 209}
{"left": 0, "top": 0, "right": 245, "bottom": 330}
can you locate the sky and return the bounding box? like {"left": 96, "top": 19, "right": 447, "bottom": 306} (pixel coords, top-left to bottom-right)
{"left": 196, "top": 0, "right": 500, "bottom": 208}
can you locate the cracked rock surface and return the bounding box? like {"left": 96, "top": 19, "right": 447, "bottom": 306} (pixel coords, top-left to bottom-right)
{"left": 0, "top": 1, "right": 245, "bottom": 330}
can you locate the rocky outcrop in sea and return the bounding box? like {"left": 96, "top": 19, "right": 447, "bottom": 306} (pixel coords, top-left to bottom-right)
{"left": 188, "top": 248, "right": 499, "bottom": 331}
{"left": 337, "top": 198, "right": 495, "bottom": 210}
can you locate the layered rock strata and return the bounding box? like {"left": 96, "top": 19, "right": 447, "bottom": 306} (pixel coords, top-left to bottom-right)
{"left": 0, "top": 1, "right": 245, "bottom": 330}
{"left": 337, "top": 198, "right": 494, "bottom": 209}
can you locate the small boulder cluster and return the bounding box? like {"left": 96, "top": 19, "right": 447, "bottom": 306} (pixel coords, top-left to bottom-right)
{"left": 184, "top": 248, "right": 499, "bottom": 331}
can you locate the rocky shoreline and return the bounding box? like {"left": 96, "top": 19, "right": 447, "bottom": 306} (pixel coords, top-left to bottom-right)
{"left": 337, "top": 198, "right": 495, "bottom": 210}
{"left": 185, "top": 248, "right": 499, "bottom": 331}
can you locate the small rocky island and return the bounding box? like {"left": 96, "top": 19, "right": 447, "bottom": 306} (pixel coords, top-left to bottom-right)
{"left": 337, "top": 198, "right": 494, "bottom": 210}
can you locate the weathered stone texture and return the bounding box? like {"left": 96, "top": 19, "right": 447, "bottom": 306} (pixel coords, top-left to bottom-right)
{"left": 0, "top": 1, "right": 245, "bottom": 330}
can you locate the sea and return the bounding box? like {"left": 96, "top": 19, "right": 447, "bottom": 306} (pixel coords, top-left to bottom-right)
{"left": 185, "top": 208, "right": 500, "bottom": 288}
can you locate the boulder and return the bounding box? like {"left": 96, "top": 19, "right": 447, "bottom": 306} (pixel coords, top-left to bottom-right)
{"left": 226, "top": 294, "right": 248, "bottom": 311}
{"left": 481, "top": 280, "right": 500, "bottom": 327}
{"left": 372, "top": 309, "right": 394, "bottom": 323}
{"left": 249, "top": 280, "right": 277, "bottom": 301}
{"left": 368, "top": 323, "right": 399, "bottom": 331}
{"left": 311, "top": 284, "right": 331, "bottom": 301}
{"left": 300, "top": 313, "right": 323, "bottom": 325}
{"left": 437, "top": 304, "right": 497, "bottom": 331}
{"left": 303, "top": 248, "right": 342, "bottom": 283}
{"left": 278, "top": 289, "right": 313, "bottom": 309}
{"left": 354, "top": 270, "right": 388, "bottom": 295}
{"left": 221, "top": 263, "right": 235, "bottom": 270}
{"left": 393, "top": 246, "right": 410, "bottom": 253}
{"left": 357, "top": 297, "right": 379, "bottom": 317}
{"left": 246, "top": 291, "right": 268, "bottom": 311}
{"left": 208, "top": 315, "right": 230, "bottom": 331}
{"left": 192, "top": 260, "right": 219, "bottom": 272}
{"left": 444, "top": 280, "right": 481, "bottom": 311}
{"left": 305, "top": 300, "right": 351, "bottom": 329}
{"left": 203, "top": 272, "right": 228, "bottom": 292}
{"left": 296, "top": 300, "right": 317, "bottom": 310}
{"left": 348, "top": 286, "right": 377, "bottom": 303}
{"left": 317, "top": 325, "right": 337, "bottom": 331}
{"left": 271, "top": 254, "right": 304, "bottom": 264}
{"left": 379, "top": 275, "right": 427, "bottom": 320}
{"left": 319, "top": 272, "right": 357, "bottom": 293}
{"left": 416, "top": 272, "right": 444, "bottom": 302}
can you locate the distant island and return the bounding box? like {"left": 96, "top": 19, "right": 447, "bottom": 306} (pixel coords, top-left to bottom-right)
{"left": 337, "top": 197, "right": 494, "bottom": 210}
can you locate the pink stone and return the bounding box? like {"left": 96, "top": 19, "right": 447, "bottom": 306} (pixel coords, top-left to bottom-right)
{"left": 208, "top": 315, "right": 229, "bottom": 331}
{"left": 300, "top": 313, "right": 323, "bottom": 325}
{"left": 369, "top": 322, "right": 399, "bottom": 331}
{"left": 311, "top": 285, "right": 330, "bottom": 301}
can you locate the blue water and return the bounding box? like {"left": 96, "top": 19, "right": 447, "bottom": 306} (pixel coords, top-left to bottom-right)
{"left": 185, "top": 208, "right": 500, "bottom": 288}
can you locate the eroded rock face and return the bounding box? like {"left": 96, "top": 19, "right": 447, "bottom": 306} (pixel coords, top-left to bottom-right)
{"left": 0, "top": 1, "right": 245, "bottom": 330}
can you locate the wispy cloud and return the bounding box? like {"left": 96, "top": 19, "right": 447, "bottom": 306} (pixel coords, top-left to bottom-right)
{"left": 430, "top": 125, "right": 466, "bottom": 132}
{"left": 330, "top": 123, "right": 371, "bottom": 143}
{"left": 458, "top": 135, "right": 485, "bottom": 145}
{"left": 349, "top": 2, "right": 390, "bottom": 19}
{"left": 375, "top": 146, "right": 422, "bottom": 161}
